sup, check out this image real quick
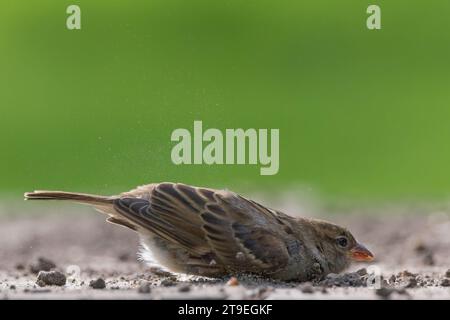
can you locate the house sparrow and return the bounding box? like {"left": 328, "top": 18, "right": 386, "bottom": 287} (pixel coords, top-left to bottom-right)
{"left": 24, "top": 182, "right": 373, "bottom": 281}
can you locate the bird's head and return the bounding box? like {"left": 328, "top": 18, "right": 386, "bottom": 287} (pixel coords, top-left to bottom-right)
{"left": 308, "top": 219, "right": 374, "bottom": 273}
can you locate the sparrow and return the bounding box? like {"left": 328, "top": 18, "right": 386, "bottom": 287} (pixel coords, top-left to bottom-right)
{"left": 24, "top": 182, "right": 374, "bottom": 281}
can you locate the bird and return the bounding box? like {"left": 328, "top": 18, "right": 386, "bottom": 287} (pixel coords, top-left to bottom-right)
{"left": 24, "top": 182, "right": 374, "bottom": 281}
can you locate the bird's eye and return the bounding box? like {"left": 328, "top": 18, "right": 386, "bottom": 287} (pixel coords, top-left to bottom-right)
{"left": 336, "top": 236, "right": 348, "bottom": 248}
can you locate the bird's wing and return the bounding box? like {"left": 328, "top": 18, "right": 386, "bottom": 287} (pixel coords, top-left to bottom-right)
{"left": 113, "top": 182, "right": 292, "bottom": 273}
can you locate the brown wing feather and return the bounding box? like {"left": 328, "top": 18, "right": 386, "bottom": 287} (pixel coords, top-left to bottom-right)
{"left": 113, "top": 182, "right": 292, "bottom": 273}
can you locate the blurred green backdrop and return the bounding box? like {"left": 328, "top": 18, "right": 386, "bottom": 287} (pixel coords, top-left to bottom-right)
{"left": 1, "top": 1, "right": 450, "bottom": 201}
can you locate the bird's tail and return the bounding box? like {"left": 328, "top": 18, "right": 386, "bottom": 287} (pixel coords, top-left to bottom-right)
{"left": 24, "top": 190, "right": 115, "bottom": 205}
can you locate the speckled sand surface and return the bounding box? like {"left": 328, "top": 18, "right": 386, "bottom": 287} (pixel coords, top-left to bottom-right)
{"left": 0, "top": 201, "right": 449, "bottom": 299}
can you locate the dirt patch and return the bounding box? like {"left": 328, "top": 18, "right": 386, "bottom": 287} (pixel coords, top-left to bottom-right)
{"left": 318, "top": 270, "right": 367, "bottom": 287}
{"left": 0, "top": 203, "right": 449, "bottom": 299}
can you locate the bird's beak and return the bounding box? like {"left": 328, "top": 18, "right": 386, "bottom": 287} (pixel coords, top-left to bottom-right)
{"left": 349, "top": 243, "right": 374, "bottom": 262}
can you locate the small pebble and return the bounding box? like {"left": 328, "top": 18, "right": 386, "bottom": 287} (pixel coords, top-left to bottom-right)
{"left": 161, "top": 279, "right": 175, "bottom": 287}
{"left": 440, "top": 278, "right": 450, "bottom": 287}
{"left": 406, "top": 277, "right": 417, "bottom": 288}
{"left": 37, "top": 270, "right": 66, "bottom": 286}
{"left": 89, "top": 278, "right": 106, "bottom": 289}
{"left": 389, "top": 274, "right": 396, "bottom": 284}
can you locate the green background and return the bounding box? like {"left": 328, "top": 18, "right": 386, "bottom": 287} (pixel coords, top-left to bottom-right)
{"left": 1, "top": 1, "right": 450, "bottom": 202}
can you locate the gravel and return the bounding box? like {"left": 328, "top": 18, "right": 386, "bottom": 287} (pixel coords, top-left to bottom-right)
{"left": 0, "top": 206, "right": 449, "bottom": 299}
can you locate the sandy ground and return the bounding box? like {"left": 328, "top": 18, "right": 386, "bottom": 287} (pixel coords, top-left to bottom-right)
{"left": 0, "top": 202, "right": 449, "bottom": 300}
